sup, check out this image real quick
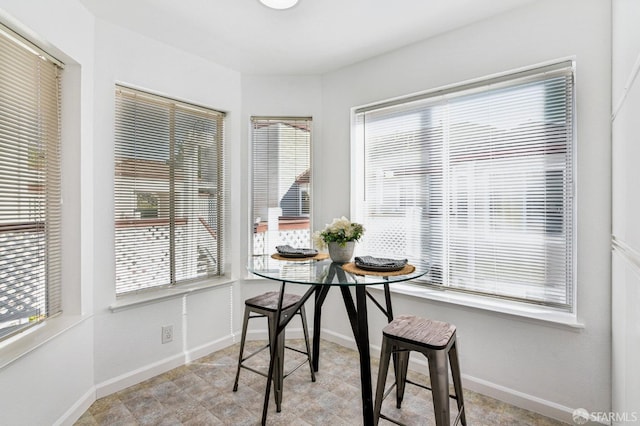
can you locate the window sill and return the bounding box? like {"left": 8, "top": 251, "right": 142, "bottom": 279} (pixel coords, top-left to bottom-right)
{"left": 374, "top": 282, "right": 584, "bottom": 330}
{"left": 109, "top": 276, "right": 235, "bottom": 313}
{"left": 110, "top": 276, "right": 236, "bottom": 313}
{"left": 0, "top": 313, "right": 92, "bottom": 370}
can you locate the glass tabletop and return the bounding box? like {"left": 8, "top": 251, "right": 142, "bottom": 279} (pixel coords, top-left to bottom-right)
{"left": 248, "top": 254, "right": 429, "bottom": 286}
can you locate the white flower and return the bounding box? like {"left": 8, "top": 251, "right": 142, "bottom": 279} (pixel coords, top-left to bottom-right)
{"left": 313, "top": 216, "right": 365, "bottom": 250}
{"left": 312, "top": 231, "right": 326, "bottom": 249}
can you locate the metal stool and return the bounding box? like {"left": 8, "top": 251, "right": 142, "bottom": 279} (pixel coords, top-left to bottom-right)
{"left": 232, "top": 291, "right": 315, "bottom": 412}
{"left": 373, "top": 315, "right": 466, "bottom": 426}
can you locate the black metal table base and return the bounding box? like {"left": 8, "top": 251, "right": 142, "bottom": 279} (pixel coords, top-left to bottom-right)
{"left": 260, "top": 265, "right": 394, "bottom": 425}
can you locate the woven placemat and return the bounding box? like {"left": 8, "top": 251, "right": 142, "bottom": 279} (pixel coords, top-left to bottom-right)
{"left": 271, "top": 252, "right": 329, "bottom": 261}
{"left": 341, "top": 262, "right": 415, "bottom": 276}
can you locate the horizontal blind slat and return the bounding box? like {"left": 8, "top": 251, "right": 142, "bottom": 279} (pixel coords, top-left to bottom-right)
{"left": 356, "top": 62, "right": 574, "bottom": 309}
{"left": 114, "top": 86, "right": 225, "bottom": 295}
{"left": 0, "top": 25, "right": 62, "bottom": 340}
{"left": 251, "top": 117, "right": 312, "bottom": 256}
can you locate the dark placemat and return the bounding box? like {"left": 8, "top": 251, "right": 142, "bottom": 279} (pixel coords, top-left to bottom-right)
{"left": 342, "top": 262, "right": 415, "bottom": 276}
{"left": 271, "top": 252, "right": 329, "bottom": 261}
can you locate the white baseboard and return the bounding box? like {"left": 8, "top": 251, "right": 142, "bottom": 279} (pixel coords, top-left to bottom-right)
{"left": 53, "top": 387, "right": 96, "bottom": 426}
{"left": 463, "top": 375, "right": 577, "bottom": 424}
{"left": 65, "top": 329, "right": 580, "bottom": 426}
{"left": 94, "top": 328, "right": 304, "bottom": 400}
{"left": 320, "top": 329, "right": 576, "bottom": 424}
{"left": 186, "top": 335, "right": 236, "bottom": 364}
{"left": 95, "top": 334, "right": 235, "bottom": 398}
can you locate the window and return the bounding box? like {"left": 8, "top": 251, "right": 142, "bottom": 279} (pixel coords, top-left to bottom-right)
{"left": 114, "top": 86, "right": 225, "bottom": 295}
{"left": 0, "top": 24, "right": 63, "bottom": 340}
{"left": 354, "top": 61, "right": 575, "bottom": 310}
{"left": 251, "top": 117, "right": 312, "bottom": 256}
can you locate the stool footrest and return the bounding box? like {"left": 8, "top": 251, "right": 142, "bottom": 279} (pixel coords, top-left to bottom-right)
{"left": 283, "top": 359, "right": 313, "bottom": 380}
{"left": 379, "top": 413, "right": 406, "bottom": 426}
{"left": 239, "top": 343, "right": 270, "bottom": 364}
{"left": 374, "top": 315, "right": 466, "bottom": 426}
{"left": 404, "top": 378, "right": 458, "bottom": 400}
{"left": 380, "top": 411, "right": 464, "bottom": 426}
{"left": 233, "top": 291, "right": 316, "bottom": 414}
{"left": 239, "top": 364, "right": 270, "bottom": 379}
{"left": 283, "top": 345, "right": 309, "bottom": 356}
{"left": 239, "top": 356, "right": 311, "bottom": 381}
{"left": 376, "top": 375, "right": 464, "bottom": 425}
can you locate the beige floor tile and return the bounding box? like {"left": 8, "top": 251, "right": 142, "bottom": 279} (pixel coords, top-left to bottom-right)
{"left": 77, "top": 339, "right": 567, "bottom": 425}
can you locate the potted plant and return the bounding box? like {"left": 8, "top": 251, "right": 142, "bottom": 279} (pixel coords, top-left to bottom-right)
{"left": 313, "top": 216, "right": 365, "bottom": 262}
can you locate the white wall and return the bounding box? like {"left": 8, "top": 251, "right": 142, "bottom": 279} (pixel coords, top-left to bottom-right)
{"left": 320, "top": 0, "right": 611, "bottom": 422}
{"left": 239, "top": 74, "right": 323, "bottom": 327}
{"left": 90, "top": 18, "right": 243, "bottom": 390}
{"left": 0, "top": 1, "right": 96, "bottom": 424}
{"left": 611, "top": 0, "right": 640, "bottom": 422}
{"left": 0, "top": 0, "right": 620, "bottom": 424}
{"left": 240, "top": 74, "right": 323, "bottom": 246}
{"left": 0, "top": 3, "right": 246, "bottom": 424}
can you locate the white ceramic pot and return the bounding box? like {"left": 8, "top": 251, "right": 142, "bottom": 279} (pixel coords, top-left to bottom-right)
{"left": 328, "top": 241, "right": 355, "bottom": 263}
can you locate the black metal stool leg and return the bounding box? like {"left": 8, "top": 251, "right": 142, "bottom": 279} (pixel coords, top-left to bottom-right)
{"left": 375, "top": 316, "right": 465, "bottom": 426}
{"left": 233, "top": 306, "right": 251, "bottom": 392}
{"left": 299, "top": 305, "right": 316, "bottom": 382}
{"left": 395, "top": 348, "right": 410, "bottom": 409}
{"left": 427, "top": 349, "right": 451, "bottom": 426}
{"left": 373, "top": 336, "right": 392, "bottom": 426}
{"left": 261, "top": 285, "right": 286, "bottom": 425}
{"left": 273, "top": 322, "right": 285, "bottom": 412}
{"left": 449, "top": 340, "right": 466, "bottom": 425}
{"left": 237, "top": 289, "right": 318, "bottom": 425}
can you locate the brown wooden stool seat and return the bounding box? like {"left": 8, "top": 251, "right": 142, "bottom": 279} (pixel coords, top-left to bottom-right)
{"left": 374, "top": 315, "right": 466, "bottom": 426}
{"left": 233, "top": 291, "right": 315, "bottom": 412}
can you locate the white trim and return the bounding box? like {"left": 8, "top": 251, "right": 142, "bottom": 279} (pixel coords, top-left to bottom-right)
{"left": 351, "top": 56, "right": 576, "bottom": 114}
{"left": 612, "top": 53, "right": 640, "bottom": 122}
{"left": 612, "top": 236, "right": 640, "bottom": 278}
{"left": 370, "top": 283, "right": 584, "bottom": 329}
{"left": 109, "top": 277, "right": 235, "bottom": 312}
{"left": 58, "top": 327, "right": 584, "bottom": 425}
{"left": 320, "top": 328, "right": 582, "bottom": 425}
{"left": 95, "top": 334, "right": 235, "bottom": 398}
{"left": 351, "top": 58, "right": 577, "bottom": 318}
{"left": 0, "top": 314, "right": 93, "bottom": 370}
{"left": 53, "top": 387, "right": 96, "bottom": 426}
{"left": 462, "top": 374, "right": 580, "bottom": 424}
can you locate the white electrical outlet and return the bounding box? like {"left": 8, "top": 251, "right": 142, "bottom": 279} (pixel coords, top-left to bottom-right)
{"left": 161, "top": 325, "right": 173, "bottom": 344}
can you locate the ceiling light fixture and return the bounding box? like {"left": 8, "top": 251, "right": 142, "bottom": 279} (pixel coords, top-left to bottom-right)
{"left": 259, "top": 0, "right": 299, "bottom": 10}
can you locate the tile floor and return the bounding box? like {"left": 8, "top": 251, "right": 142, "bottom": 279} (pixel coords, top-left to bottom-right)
{"left": 75, "top": 339, "right": 567, "bottom": 425}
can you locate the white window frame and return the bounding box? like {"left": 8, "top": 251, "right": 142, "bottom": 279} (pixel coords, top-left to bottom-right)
{"left": 352, "top": 60, "right": 578, "bottom": 323}
{"left": 113, "top": 85, "right": 226, "bottom": 296}
{"left": 250, "top": 116, "right": 313, "bottom": 257}
{"left": 0, "top": 23, "right": 64, "bottom": 341}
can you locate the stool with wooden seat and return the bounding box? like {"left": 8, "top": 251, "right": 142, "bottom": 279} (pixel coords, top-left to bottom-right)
{"left": 232, "top": 291, "right": 315, "bottom": 412}
{"left": 373, "top": 315, "right": 466, "bottom": 426}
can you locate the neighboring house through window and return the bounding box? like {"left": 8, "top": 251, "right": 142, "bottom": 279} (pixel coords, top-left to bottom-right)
{"left": 353, "top": 61, "right": 575, "bottom": 310}
{"left": 114, "top": 86, "right": 225, "bottom": 295}
{"left": 251, "top": 117, "right": 312, "bottom": 256}
{"left": 0, "top": 24, "right": 63, "bottom": 339}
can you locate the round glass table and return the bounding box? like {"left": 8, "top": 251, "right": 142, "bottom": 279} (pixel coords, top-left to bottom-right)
{"left": 248, "top": 254, "right": 428, "bottom": 286}
{"left": 247, "top": 254, "right": 429, "bottom": 425}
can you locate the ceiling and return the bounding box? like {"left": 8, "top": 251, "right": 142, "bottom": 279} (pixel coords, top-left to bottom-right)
{"left": 79, "top": 0, "right": 536, "bottom": 75}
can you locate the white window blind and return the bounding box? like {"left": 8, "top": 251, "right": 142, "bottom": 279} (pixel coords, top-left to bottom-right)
{"left": 251, "top": 117, "right": 312, "bottom": 256}
{"left": 114, "top": 86, "right": 225, "bottom": 295}
{"left": 354, "top": 62, "right": 574, "bottom": 309}
{"left": 0, "top": 24, "right": 63, "bottom": 340}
